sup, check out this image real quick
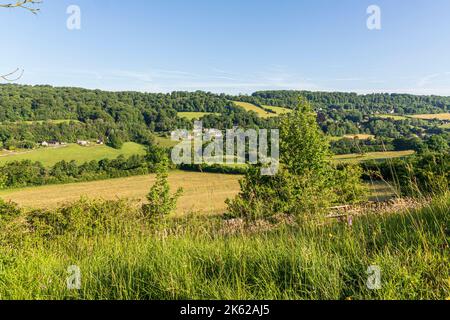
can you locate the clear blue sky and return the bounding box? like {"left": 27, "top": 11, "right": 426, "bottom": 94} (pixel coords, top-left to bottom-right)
{"left": 1, "top": 0, "right": 450, "bottom": 95}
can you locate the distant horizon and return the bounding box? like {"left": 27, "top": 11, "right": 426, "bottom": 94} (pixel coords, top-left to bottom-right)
{"left": 3, "top": 82, "right": 450, "bottom": 98}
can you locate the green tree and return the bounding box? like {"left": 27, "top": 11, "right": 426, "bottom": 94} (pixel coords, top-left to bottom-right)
{"left": 427, "top": 135, "right": 449, "bottom": 153}
{"left": 142, "top": 158, "right": 183, "bottom": 219}
{"left": 227, "top": 98, "right": 365, "bottom": 220}
{"left": 107, "top": 131, "right": 123, "bottom": 149}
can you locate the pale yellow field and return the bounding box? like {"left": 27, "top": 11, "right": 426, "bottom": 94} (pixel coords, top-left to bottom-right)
{"left": 0, "top": 171, "right": 397, "bottom": 215}
{"left": 375, "top": 114, "right": 409, "bottom": 121}
{"left": 0, "top": 171, "right": 393, "bottom": 216}
{"left": 233, "top": 101, "right": 282, "bottom": 118}
{"left": 334, "top": 150, "right": 415, "bottom": 163}
{"left": 262, "top": 105, "right": 292, "bottom": 115}
{"left": 0, "top": 172, "right": 241, "bottom": 216}
{"left": 342, "top": 134, "right": 376, "bottom": 140}
{"left": 178, "top": 112, "right": 218, "bottom": 120}
{"left": 410, "top": 113, "right": 450, "bottom": 120}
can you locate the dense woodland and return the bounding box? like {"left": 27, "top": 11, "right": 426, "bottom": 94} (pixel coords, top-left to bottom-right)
{"left": 0, "top": 84, "right": 448, "bottom": 162}
{"left": 234, "top": 90, "right": 450, "bottom": 114}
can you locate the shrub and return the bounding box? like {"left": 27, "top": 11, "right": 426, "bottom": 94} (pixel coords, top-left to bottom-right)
{"left": 26, "top": 199, "right": 141, "bottom": 239}
{"left": 0, "top": 199, "right": 22, "bottom": 227}
{"left": 399, "top": 152, "right": 449, "bottom": 197}
{"left": 333, "top": 164, "right": 368, "bottom": 204}
{"left": 227, "top": 98, "right": 365, "bottom": 220}
{"left": 142, "top": 160, "right": 183, "bottom": 219}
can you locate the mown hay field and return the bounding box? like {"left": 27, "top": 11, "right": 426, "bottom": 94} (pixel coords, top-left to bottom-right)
{"left": 177, "top": 112, "right": 218, "bottom": 120}
{"left": 334, "top": 150, "right": 415, "bottom": 163}
{"left": 0, "top": 171, "right": 397, "bottom": 215}
{"left": 232, "top": 101, "right": 290, "bottom": 118}
{"left": 410, "top": 113, "right": 450, "bottom": 120}
{"left": 0, "top": 171, "right": 241, "bottom": 216}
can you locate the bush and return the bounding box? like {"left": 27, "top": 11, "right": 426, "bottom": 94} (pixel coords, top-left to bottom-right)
{"left": 362, "top": 152, "right": 449, "bottom": 197}
{"left": 26, "top": 199, "right": 141, "bottom": 239}
{"left": 399, "top": 152, "right": 449, "bottom": 197}
{"left": 227, "top": 98, "right": 365, "bottom": 220}
{"left": 333, "top": 164, "right": 368, "bottom": 204}
{"left": 142, "top": 160, "right": 183, "bottom": 219}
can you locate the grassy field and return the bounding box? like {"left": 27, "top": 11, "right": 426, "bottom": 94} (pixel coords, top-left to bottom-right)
{"left": 0, "top": 142, "right": 146, "bottom": 167}
{"left": 154, "top": 135, "right": 178, "bottom": 148}
{"left": 0, "top": 171, "right": 241, "bottom": 215}
{"left": 375, "top": 113, "right": 450, "bottom": 121}
{"left": 262, "top": 105, "right": 292, "bottom": 115}
{"left": 410, "top": 113, "right": 450, "bottom": 121}
{"left": 233, "top": 101, "right": 290, "bottom": 118}
{"left": 375, "top": 114, "right": 409, "bottom": 121}
{"left": 0, "top": 192, "right": 448, "bottom": 300}
{"left": 342, "top": 134, "right": 376, "bottom": 140}
{"left": 334, "top": 150, "right": 415, "bottom": 163}
{"left": 0, "top": 171, "right": 398, "bottom": 215}
{"left": 178, "top": 112, "right": 218, "bottom": 120}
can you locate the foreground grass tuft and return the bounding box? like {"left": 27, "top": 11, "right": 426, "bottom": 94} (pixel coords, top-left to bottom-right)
{"left": 0, "top": 195, "right": 448, "bottom": 300}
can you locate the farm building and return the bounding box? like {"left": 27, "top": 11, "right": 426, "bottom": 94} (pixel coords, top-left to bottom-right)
{"left": 77, "top": 140, "right": 90, "bottom": 146}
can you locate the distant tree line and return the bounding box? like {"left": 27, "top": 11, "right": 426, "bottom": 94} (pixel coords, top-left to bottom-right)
{"left": 234, "top": 90, "right": 450, "bottom": 114}
{"left": 1, "top": 84, "right": 448, "bottom": 154}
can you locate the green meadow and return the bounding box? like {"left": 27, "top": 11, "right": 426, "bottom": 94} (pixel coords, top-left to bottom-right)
{"left": 178, "top": 112, "right": 219, "bottom": 120}
{"left": 232, "top": 101, "right": 291, "bottom": 118}
{"left": 0, "top": 142, "right": 146, "bottom": 167}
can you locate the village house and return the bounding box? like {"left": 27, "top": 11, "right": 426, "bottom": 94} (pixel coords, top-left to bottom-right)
{"left": 77, "top": 140, "right": 90, "bottom": 146}
{"left": 41, "top": 140, "right": 67, "bottom": 147}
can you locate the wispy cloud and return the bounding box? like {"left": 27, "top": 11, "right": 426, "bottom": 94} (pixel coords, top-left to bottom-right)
{"left": 20, "top": 67, "right": 450, "bottom": 96}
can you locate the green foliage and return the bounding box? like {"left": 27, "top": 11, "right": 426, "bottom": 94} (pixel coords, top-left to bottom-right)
{"left": 107, "top": 131, "right": 124, "bottom": 149}
{"left": 362, "top": 152, "right": 449, "bottom": 197}
{"left": 0, "top": 85, "right": 447, "bottom": 157}
{"left": 399, "top": 152, "right": 449, "bottom": 197}
{"left": 0, "top": 154, "right": 151, "bottom": 189}
{"left": 333, "top": 164, "right": 368, "bottom": 204}
{"left": 227, "top": 98, "right": 365, "bottom": 220}
{"left": 426, "top": 134, "right": 449, "bottom": 153}
{"left": 142, "top": 160, "right": 183, "bottom": 219}
{"left": 0, "top": 199, "right": 21, "bottom": 227}
{"left": 226, "top": 166, "right": 295, "bottom": 219}
{"left": 0, "top": 194, "right": 448, "bottom": 299}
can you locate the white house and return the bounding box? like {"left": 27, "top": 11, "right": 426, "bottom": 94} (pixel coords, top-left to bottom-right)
{"left": 77, "top": 140, "right": 90, "bottom": 146}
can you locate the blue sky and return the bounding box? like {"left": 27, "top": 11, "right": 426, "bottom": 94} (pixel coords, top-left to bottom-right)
{"left": 1, "top": 0, "right": 450, "bottom": 95}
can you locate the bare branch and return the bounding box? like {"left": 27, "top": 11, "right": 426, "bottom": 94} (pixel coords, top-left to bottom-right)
{"left": 1, "top": 1, "right": 41, "bottom": 81}
{"left": 0, "top": 68, "right": 24, "bottom": 81}
{"left": 0, "top": 0, "right": 42, "bottom": 14}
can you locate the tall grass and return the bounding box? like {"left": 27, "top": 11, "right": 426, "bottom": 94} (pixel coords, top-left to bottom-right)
{"left": 0, "top": 194, "right": 448, "bottom": 300}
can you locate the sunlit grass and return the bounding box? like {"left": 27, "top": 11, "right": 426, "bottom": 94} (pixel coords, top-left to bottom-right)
{"left": 0, "top": 194, "right": 448, "bottom": 300}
